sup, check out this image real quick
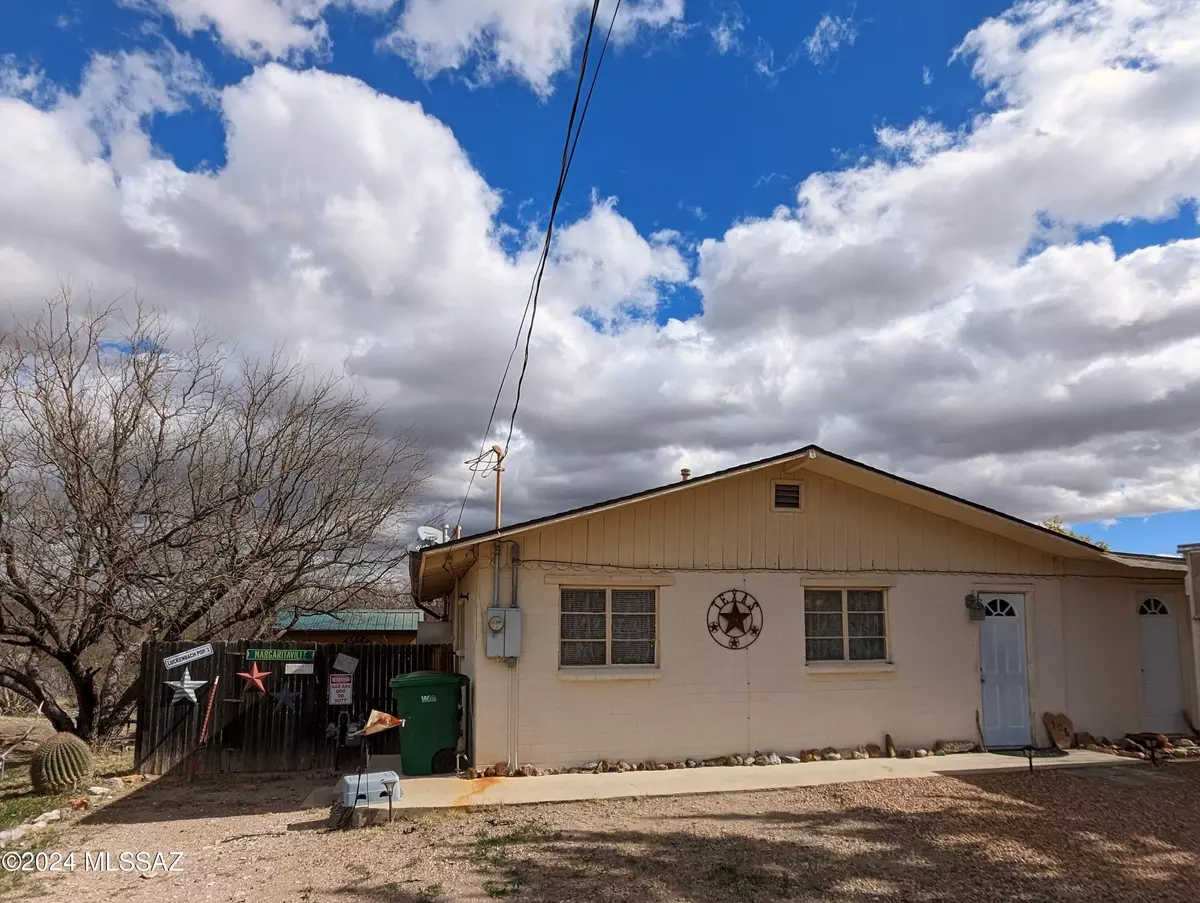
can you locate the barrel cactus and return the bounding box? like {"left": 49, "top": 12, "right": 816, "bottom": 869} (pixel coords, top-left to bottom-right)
{"left": 30, "top": 732, "right": 93, "bottom": 793}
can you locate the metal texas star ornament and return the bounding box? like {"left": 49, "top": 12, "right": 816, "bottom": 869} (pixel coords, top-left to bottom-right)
{"left": 270, "top": 687, "right": 300, "bottom": 712}
{"left": 236, "top": 662, "right": 272, "bottom": 694}
{"left": 707, "top": 589, "right": 763, "bottom": 650}
{"left": 163, "top": 667, "right": 208, "bottom": 705}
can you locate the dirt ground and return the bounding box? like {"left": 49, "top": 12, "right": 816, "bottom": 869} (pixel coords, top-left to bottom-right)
{"left": 0, "top": 717, "right": 54, "bottom": 765}
{"left": 6, "top": 758, "right": 1199, "bottom": 903}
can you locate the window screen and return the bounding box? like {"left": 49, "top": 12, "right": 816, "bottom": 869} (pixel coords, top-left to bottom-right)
{"left": 560, "top": 588, "right": 606, "bottom": 666}
{"left": 846, "top": 589, "right": 886, "bottom": 660}
{"left": 803, "top": 589, "right": 844, "bottom": 661}
{"left": 560, "top": 587, "right": 657, "bottom": 667}
{"left": 804, "top": 588, "right": 888, "bottom": 662}
{"left": 611, "top": 589, "right": 656, "bottom": 665}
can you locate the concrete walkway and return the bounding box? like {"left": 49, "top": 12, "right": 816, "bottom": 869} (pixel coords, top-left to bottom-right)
{"left": 379, "top": 749, "right": 1135, "bottom": 811}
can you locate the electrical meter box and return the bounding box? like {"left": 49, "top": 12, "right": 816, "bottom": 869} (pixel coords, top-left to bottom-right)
{"left": 485, "top": 607, "right": 522, "bottom": 658}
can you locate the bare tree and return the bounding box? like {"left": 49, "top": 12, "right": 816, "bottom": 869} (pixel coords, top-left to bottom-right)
{"left": 0, "top": 291, "right": 428, "bottom": 742}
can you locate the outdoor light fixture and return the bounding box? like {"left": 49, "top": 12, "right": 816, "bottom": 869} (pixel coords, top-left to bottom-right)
{"left": 381, "top": 776, "right": 400, "bottom": 823}
{"left": 965, "top": 592, "right": 986, "bottom": 621}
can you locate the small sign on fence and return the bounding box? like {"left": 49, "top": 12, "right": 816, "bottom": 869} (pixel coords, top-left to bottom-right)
{"left": 285, "top": 662, "right": 314, "bottom": 675}
{"left": 328, "top": 673, "right": 352, "bottom": 705}
{"left": 332, "top": 652, "right": 359, "bottom": 674}
{"left": 163, "top": 643, "right": 214, "bottom": 671}
{"left": 246, "top": 648, "right": 315, "bottom": 662}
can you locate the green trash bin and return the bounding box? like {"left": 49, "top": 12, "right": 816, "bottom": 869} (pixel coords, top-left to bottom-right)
{"left": 389, "top": 671, "right": 469, "bottom": 776}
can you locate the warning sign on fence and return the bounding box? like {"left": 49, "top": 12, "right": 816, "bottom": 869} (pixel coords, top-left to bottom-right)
{"left": 328, "top": 673, "right": 352, "bottom": 705}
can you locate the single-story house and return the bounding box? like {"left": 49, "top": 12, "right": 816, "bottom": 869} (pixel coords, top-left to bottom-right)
{"left": 411, "top": 445, "right": 1200, "bottom": 770}
{"left": 276, "top": 608, "right": 423, "bottom": 645}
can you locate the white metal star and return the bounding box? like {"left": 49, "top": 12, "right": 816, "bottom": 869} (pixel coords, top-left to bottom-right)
{"left": 163, "top": 667, "right": 208, "bottom": 705}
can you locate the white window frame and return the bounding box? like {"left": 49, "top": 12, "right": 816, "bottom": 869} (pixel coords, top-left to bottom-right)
{"left": 770, "top": 478, "right": 805, "bottom": 513}
{"left": 558, "top": 586, "right": 659, "bottom": 669}
{"left": 803, "top": 587, "right": 890, "bottom": 663}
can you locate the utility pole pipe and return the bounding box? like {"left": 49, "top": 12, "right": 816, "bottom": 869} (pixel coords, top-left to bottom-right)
{"left": 492, "top": 445, "right": 505, "bottom": 609}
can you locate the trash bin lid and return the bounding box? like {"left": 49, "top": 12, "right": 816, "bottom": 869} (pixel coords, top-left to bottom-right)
{"left": 388, "top": 670, "right": 468, "bottom": 689}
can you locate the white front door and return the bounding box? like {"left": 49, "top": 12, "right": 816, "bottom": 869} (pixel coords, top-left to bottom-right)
{"left": 979, "top": 593, "right": 1031, "bottom": 748}
{"left": 1138, "top": 597, "right": 1184, "bottom": 733}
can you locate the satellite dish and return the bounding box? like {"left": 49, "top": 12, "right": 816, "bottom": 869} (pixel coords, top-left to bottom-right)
{"left": 417, "top": 525, "right": 446, "bottom": 544}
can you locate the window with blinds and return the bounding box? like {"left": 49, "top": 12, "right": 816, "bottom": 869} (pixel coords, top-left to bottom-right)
{"left": 560, "top": 587, "right": 657, "bottom": 667}
{"left": 803, "top": 588, "right": 888, "bottom": 662}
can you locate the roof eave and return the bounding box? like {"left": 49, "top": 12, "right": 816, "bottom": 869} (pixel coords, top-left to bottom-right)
{"left": 416, "top": 445, "right": 1175, "bottom": 587}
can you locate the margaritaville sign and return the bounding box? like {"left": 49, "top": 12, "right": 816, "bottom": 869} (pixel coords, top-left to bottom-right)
{"left": 245, "top": 648, "right": 315, "bottom": 662}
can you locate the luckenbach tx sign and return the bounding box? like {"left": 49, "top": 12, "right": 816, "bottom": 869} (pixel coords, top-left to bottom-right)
{"left": 162, "top": 643, "right": 214, "bottom": 671}
{"left": 245, "top": 648, "right": 316, "bottom": 663}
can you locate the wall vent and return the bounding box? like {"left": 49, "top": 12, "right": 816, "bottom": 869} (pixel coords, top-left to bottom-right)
{"left": 773, "top": 481, "right": 803, "bottom": 510}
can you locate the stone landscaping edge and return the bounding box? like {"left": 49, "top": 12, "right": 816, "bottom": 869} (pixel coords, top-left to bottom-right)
{"left": 465, "top": 733, "right": 1200, "bottom": 779}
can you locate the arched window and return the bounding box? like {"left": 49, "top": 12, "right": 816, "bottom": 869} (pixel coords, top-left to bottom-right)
{"left": 1138, "top": 598, "right": 1169, "bottom": 616}
{"left": 984, "top": 598, "right": 1017, "bottom": 617}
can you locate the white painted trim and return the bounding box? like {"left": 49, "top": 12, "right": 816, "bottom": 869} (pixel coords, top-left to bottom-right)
{"left": 799, "top": 574, "right": 899, "bottom": 587}
{"left": 972, "top": 582, "right": 1040, "bottom": 593}
{"left": 556, "top": 586, "right": 660, "bottom": 669}
{"left": 804, "top": 661, "right": 895, "bottom": 675}
{"left": 544, "top": 573, "right": 677, "bottom": 586}
{"left": 801, "top": 586, "right": 891, "bottom": 663}
{"left": 770, "top": 478, "right": 806, "bottom": 513}
{"left": 781, "top": 452, "right": 817, "bottom": 476}
{"left": 556, "top": 667, "right": 662, "bottom": 682}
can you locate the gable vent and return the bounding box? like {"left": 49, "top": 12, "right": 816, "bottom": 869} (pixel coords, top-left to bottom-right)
{"left": 773, "top": 482, "right": 802, "bottom": 510}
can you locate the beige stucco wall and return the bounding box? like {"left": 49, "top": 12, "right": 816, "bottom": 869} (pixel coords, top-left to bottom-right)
{"left": 1059, "top": 578, "right": 1196, "bottom": 738}
{"left": 1184, "top": 552, "right": 1200, "bottom": 724}
{"left": 460, "top": 559, "right": 1191, "bottom": 769}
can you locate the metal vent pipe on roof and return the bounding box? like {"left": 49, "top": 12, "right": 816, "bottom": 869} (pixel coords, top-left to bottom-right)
{"left": 680, "top": 468, "right": 691, "bottom": 481}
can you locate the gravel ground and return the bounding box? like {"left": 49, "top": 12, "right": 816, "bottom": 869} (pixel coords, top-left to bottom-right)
{"left": 11, "top": 761, "right": 1200, "bottom": 903}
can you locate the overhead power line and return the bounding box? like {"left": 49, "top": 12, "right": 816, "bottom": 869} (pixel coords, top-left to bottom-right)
{"left": 454, "top": 0, "right": 624, "bottom": 531}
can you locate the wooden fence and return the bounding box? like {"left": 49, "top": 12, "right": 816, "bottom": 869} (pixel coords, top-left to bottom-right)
{"left": 135, "top": 640, "right": 455, "bottom": 775}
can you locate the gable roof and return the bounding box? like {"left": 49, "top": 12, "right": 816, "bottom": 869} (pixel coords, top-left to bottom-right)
{"left": 277, "top": 609, "right": 423, "bottom": 632}
{"left": 412, "top": 444, "right": 1184, "bottom": 598}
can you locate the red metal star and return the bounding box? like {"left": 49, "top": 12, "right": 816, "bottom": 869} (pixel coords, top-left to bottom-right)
{"left": 236, "top": 662, "right": 272, "bottom": 694}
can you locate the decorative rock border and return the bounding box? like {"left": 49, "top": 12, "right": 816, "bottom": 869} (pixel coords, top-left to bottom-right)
{"left": 1075, "top": 733, "right": 1200, "bottom": 760}
{"left": 464, "top": 738, "right": 985, "bottom": 779}
{"left": 460, "top": 732, "right": 1200, "bottom": 779}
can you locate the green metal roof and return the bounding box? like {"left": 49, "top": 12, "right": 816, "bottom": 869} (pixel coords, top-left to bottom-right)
{"left": 276, "top": 609, "right": 423, "bottom": 632}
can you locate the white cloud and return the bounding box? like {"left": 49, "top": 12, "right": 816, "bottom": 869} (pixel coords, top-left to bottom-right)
{"left": 381, "top": 0, "right": 686, "bottom": 97}
{"left": 710, "top": 4, "right": 746, "bottom": 55}
{"left": 0, "top": 60, "right": 687, "bottom": 521}
{"left": 805, "top": 12, "right": 856, "bottom": 66}
{"left": 132, "top": 0, "right": 397, "bottom": 61}
{"left": 752, "top": 37, "right": 802, "bottom": 83}
{"left": 4, "top": 0, "right": 1200, "bottom": 535}
{"left": 754, "top": 172, "right": 789, "bottom": 188}
{"left": 0, "top": 57, "right": 52, "bottom": 106}
{"left": 922, "top": 64, "right": 933, "bottom": 85}
{"left": 73, "top": 47, "right": 213, "bottom": 143}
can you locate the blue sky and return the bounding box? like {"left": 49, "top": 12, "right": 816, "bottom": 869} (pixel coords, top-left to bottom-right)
{"left": 1074, "top": 511, "right": 1200, "bottom": 556}
{"left": 2, "top": 0, "right": 1200, "bottom": 541}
